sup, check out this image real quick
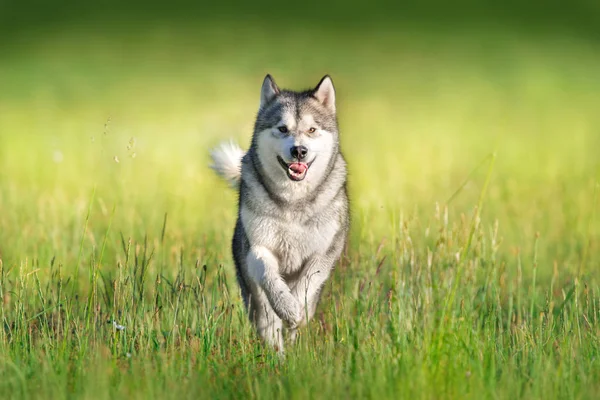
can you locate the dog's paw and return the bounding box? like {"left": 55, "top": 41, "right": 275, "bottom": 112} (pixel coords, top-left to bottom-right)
{"left": 285, "top": 305, "right": 307, "bottom": 330}
{"left": 276, "top": 298, "right": 303, "bottom": 329}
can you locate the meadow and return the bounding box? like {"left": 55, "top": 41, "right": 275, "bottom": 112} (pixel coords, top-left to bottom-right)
{"left": 1, "top": 16, "right": 600, "bottom": 399}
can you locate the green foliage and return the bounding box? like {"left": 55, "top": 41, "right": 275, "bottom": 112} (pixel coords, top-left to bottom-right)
{"left": 0, "top": 21, "right": 599, "bottom": 399}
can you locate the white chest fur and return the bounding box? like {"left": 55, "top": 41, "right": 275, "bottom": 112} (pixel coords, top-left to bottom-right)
{"left": 241, "top": 205, "right": 340, "bottom": 275}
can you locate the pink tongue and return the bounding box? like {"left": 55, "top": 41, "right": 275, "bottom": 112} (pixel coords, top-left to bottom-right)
{"left": 289, "top": 163, "right": 307, "bottom": 174}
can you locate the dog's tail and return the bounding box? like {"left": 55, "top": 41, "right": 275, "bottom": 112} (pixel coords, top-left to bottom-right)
{"left": 210, "top": 140, "right": 245, "bottom": 187}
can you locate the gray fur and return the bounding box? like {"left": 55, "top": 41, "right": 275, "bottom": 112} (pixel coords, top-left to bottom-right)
{"left": 212, "top": 75, "right": 349, "bottom": 353}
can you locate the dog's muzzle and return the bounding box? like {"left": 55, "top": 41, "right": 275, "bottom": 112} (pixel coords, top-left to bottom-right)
{"left": 277, "top": 156, "right": 315, "bottom": 181}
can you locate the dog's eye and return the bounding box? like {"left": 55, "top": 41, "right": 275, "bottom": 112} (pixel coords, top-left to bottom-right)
{"left": 277, "top": 126, "right": 288, "bottom": 134}
{"left": 308, "top": 127, "right": 316, "bottom": 134}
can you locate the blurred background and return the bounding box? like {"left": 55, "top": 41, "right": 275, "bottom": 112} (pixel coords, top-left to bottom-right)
{"left": 0, "top": 0, "right": 599, "bottom": 280}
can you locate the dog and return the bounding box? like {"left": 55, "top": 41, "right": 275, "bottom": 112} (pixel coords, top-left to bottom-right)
{"left": 210, "top": 75, "right": 350, "bottom": 352}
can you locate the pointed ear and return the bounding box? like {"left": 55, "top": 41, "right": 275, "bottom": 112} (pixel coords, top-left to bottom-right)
{"left": 260, "top": 74, "right": 280, "bottom": 108}
{"left": 313, "top": 75, "right": 336, "bottom": 112}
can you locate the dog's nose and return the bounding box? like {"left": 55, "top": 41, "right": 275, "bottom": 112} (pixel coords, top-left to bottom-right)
{"left": 290, "top": 145, "right": 308, "bottom": 160}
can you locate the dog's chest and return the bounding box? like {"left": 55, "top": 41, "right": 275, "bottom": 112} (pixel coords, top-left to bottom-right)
{"left": 241, "top": 206, "right": 339, "bottom": 274}
{"left": 273, "top": 217, "right": 337, "bottom": 274}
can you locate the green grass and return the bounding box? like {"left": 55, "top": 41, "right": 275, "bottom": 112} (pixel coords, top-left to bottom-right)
{"left": 1, "top": 21, "right": 600, "bottom": 399}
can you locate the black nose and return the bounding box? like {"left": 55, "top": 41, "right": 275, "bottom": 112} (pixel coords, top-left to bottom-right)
{"left": 290, "top": 145, "right": 308, "bottom": 160}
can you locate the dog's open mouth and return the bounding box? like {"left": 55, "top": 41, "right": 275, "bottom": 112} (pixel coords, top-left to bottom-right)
{"left": 277, "top": 156, "right": 315, "bottom": 181}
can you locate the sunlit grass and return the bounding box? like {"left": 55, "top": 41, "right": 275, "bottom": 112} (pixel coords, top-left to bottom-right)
{"left": 0, "top": 22, "right": 599, "bottom": 399}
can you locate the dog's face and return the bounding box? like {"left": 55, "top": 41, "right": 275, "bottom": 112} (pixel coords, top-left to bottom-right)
{"left": 252, "top": 75, "right": 339, "bottom": 188}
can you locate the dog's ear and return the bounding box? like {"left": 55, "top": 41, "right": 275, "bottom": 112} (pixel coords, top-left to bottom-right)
{"left": 260, "top": 74, "right": 280, "bottom": 109}
{"left": 313, "top": 75, "right": 336, "bottom": 113}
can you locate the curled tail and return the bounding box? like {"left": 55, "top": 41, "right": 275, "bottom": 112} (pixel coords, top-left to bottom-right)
{"left": 210, "top": 140, "right": 245, "bottom": 187}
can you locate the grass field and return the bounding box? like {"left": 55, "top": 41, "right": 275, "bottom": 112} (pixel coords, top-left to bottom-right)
{"left": 1, "top": 19, "right": 600, "bottom": 399}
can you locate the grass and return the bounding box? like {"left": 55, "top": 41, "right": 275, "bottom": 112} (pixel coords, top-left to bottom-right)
{"left": 1, "top": 20, "right": 600, "bottom": 399}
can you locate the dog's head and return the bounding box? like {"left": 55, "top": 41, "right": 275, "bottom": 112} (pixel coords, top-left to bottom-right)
{"left": 251, "top": 75, "right": 339, "bottom": 187}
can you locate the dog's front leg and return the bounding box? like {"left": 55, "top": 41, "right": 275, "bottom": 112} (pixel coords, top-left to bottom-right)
{"left": 247, "top": 246, "right": 303, "bottom": 327}
{"left": 291, "top": 254, "right": 335, "bottom": 329}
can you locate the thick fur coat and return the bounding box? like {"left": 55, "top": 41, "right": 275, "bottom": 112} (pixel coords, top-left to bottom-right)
{"left": 210, "top": 75, "right": 349, "bottom": 352}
